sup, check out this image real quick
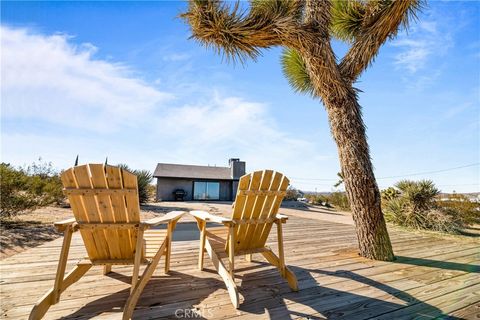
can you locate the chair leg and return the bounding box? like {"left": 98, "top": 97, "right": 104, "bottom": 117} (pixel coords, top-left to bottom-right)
{"left": 261, "top": 249, "right": 298, "bottom": 291}
{"left": 276, "top": 221, "right": 286, "bottom": 277}
{"left": 205, "top": 238, "right": 239, "bottom": 308}
{"left": 29, "top": 264, "right": 91, "bottom": 320}
{"left": 165, "top": 221, "right": 174, "bottom": 273}
{"left": 228, "top": 225, "right": 235, "bottom": 279}
{"left": 103, "top": 264, "right": 112, "bottom": 275}
{"left": 123, "top": 240, "right": 167, "bottom": 320}
{"left": 131, "top": 228, "right": 145, "bottom": 293}
{"left": 52, "top": 227, "right": 74, "bottom": 303}
{"left": 198, "top": 220, "right": 206, "bottom": 270}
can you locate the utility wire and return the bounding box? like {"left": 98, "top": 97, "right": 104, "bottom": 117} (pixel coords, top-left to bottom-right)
{"left": 290, "top": 162, "right": 479, "bottom": 182}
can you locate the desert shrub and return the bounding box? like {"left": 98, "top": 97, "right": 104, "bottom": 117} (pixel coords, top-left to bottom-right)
{"left": 23, "top": 160, "right": 64, "bottom": 206}
{"left": 305, "top": 192, "right": 348, "bottom": 210}
{"left": 118, "top": 164, "right": 153, "bottom": 204}
{"left": 135, "top": 170, "right": 153, "bottom": 204}
{"left": 383, "top": 180, "right": 465, "bottom": 233}
{"left": 0, "top": 163, "right": 35, "bottom": 219}
{"left": 0, "top": 160, "right": 64, "bottom": 219}
{"left": 381, "top": 187, "right": 400, "bottom": 202}
{"left": 437, "top": 194, "right": 480, "bottom": 226}
{"left": 395, "top": 180, "right": 439, "bottom": 212}
{"left": 329, "top": 192, "right": 350, "bottom": 211}
{"left": 284, "top": 186, "right": 302, "bottom": 201}
{"left": 147, "top": 184, "right": 157, "bottom": 202}
{"left": 307, "top": 194, "right": 332, "bottom": 208}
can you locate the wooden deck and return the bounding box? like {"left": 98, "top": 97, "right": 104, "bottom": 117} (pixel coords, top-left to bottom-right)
{"left": 1, "top": 215, "right": 479, "bottom": 319}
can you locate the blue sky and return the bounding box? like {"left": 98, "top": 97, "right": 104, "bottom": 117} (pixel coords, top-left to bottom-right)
{"left": 1, "top": 1, "right": 479, "bottom": 193}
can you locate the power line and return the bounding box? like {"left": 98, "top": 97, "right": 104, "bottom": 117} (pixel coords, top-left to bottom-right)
{"left": 376, "top": 163, "right": 480, "bottom": 180}
{"left": 290, "top": 162, "right": 479, "bottom": 182}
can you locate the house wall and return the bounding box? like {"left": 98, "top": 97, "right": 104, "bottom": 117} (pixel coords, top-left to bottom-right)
{"left": 156, "top": 177, "right": 233, "bottom": 201}
{"left": 156, "top": 178, "right": 194, "bottom": 201}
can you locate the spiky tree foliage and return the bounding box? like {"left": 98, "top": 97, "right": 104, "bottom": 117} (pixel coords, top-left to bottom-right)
{"left": 383, "top": 180, "right": 464, "bottom": 233}
{"left": 118, "top": 164, "right": 153, "bottom": 204}
{"left": 182, "top": 0, "right": 422, "bottom": 261}
{"left": 333, "top": 171, "right": 344, "bottom": 188}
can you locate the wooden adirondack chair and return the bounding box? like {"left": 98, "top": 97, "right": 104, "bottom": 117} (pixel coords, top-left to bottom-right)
{"left": 190, "top": 170, "right": 298, "bottom": 308}
{"left": 29, "top": 164, "right": 184, "bottom": 320}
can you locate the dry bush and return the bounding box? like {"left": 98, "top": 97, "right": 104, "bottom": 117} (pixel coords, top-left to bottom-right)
{"left": 383, "top": 180, "right": 466, "bottom": 234}
{"left": 0, "top": 160, "right": 64, "bottom": 220}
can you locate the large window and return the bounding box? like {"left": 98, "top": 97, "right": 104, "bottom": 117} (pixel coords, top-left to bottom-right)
{"left": 193, "top": 181, "right": 220, "bottom": 200}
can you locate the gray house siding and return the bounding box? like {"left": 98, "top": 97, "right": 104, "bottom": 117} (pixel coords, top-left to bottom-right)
{"left": 154, "top": 159, "right": 246, "bottom": 202}
{"left": 156, "top": 178, "right": 233, "bottom": 201}
{"left": 156, "top": 178, "right": 194, "bottom": 201}
{"left": 219, "top": 181, "right": 232, "bottom": 201}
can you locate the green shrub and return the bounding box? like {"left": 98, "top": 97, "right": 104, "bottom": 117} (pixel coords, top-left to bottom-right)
{"left": 381, "top": 187, "right": 400, "bottom": 202}
{"left": 307, "top": 194, "right": 332, "bottom": 208}
{"left": 118, "top": 164, "right": 153, "bottom": 204}
{"left": 305, "top": 192, "right": 348, "bottom": 210}
{"left": 395, "top": 180, "right": 439, "bottom": 212}
{"left": 147, "top": 184, "right": 157, "bottom": 202}
{"left": 329, "top": 192, "right": 350, "bottom": 211}
{"left": 23, "top": 160, "right": 64, "bottom": 206}
{"left": 437, "top": 194, "right": 480, "bottom": 226}
{"left": 0, "top": 160, "right": 64, "bottom": 219}
{"left": 284, "top": 186, "right": 301, "bottom": 201}
{"left": 0, "top": 163, "right": 35, "bottom": 219}
{"left": 382, "top": 180, "right": 465, "bottom": 233}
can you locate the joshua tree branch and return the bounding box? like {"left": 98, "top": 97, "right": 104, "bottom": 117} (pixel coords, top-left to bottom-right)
{"left": 339, "top": 0, "right": 418, "bottom": 83}
{"left": 181, "top": 0, "right": 303, "bottom": 63}
{"left": 299, "top": 0, "right": 352, "bottom": 101}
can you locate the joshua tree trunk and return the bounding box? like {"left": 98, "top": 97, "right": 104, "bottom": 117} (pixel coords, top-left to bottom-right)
{"left": 298, "top": 11, "right": 394, "bottom": 260}
{"left": 324, "top": 93, "right": 394, "bottom": 261}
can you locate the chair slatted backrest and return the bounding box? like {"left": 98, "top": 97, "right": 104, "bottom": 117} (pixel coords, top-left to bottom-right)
{"left": 61, "top": 164, "right": 140, "bottom": 261}
{"left": 229, "top": 170, "right": 289, "bottom": 253}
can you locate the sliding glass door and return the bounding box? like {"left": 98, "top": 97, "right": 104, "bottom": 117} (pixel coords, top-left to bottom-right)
{"left": 193, "top": 181, "right": 220, "bottom": 200}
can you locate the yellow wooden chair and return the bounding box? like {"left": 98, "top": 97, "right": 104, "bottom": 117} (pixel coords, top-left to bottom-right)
{"left": 190, "top": 170, "right": 298, "bottom": 308}
{"left": 29, "top": 164, "right": 184, "bottom": 320}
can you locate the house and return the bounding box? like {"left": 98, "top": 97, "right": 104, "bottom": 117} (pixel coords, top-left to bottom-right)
{"left": 153, "top": 158, "right": 246, "bottom": 201}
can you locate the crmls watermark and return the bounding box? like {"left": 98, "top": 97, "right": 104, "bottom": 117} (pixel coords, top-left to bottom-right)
{"left": 174, "top": 307, "right": 214, "bottom": 318}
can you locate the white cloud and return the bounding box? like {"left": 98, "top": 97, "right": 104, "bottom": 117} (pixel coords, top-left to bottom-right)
{"left": 1, "top": 25, "right": 334, "bottom": 189}
{"left": 162, "top": 53, "right": 190, "bottom": 62}
{"left": 1, "top": 26, "right": 174, "bottom": 132}
{"left": 392, "top": 20, "right": 453, "bottom": 74}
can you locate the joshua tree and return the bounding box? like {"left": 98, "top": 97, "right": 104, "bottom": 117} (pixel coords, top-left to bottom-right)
{"left": 182, "top": 0, "right": 421, "bottom": 261}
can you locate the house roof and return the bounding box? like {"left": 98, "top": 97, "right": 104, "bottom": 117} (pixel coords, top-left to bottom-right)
{"left": 153, "top": 163, "right": 233, "bottom": 180}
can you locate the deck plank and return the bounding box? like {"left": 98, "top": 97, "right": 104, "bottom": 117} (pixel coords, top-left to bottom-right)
{"left": 1, "top": 216, "right": 479, "bottom": 319}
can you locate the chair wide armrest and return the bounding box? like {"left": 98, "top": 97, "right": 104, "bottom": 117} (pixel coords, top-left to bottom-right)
{"left": 275, "top": 214, "right": 289, "bottom": 223}
{"left": 54, "top": 218, "right": 77, "bottom": 232}
{"left": 142, "top": 211, "right": 185, "bottom": 228}
{"left": 189, "top": 210, "right": 233, "bottom": 226}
